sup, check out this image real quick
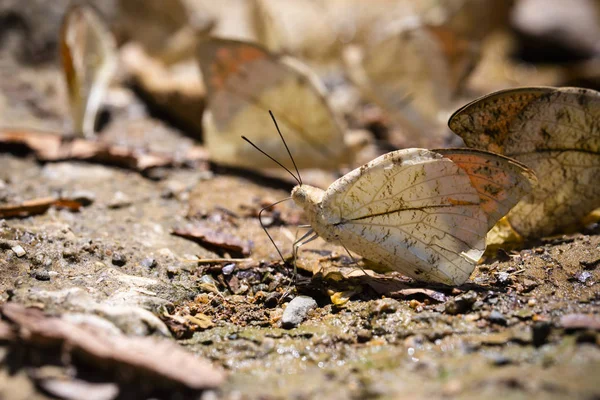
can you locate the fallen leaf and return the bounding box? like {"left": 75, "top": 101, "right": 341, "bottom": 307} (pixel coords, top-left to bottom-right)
{"left": 0, "top": 129, "right": 208, "bottom": 172}
{"left": 1, "top": 303, "right": 225, "bottom": 390}
{"left": 184, "top": 313, "right": 214, "bottom": 329}
{"left": 388, "top": 288, "right": 448, "bottom": 303}
{"left": 172, "top": 223, "right": 252, "bottom": 256}
{"left": 330, "top": 289, "right": 360, "bottom": 306}
{"left": 0, "top": 197, "right": 85, "bottom": 218}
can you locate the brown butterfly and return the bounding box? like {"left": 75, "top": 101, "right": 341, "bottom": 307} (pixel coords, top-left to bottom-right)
{"left": 197, "top": 38, "right": 358, "bottom": 170}
{"left": 449, "top": 86, "right": 600, "bottom": 238}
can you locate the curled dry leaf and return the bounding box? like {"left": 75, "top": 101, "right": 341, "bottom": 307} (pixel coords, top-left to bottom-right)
{"left": 61, "top": 5, "right": 117, "bottom": 138}
{"left": 388, "top": 288, "right": 448, "bottom": 303}
{"left": 172, "top": 222, "right": 252, "bottom": 257}
{"left": 449, "top": 86, "right": 600, "bottom": 238}
{"left": 0, "top": 129, "right": 208, "bottom": 172}
{"left": 1, "top": 303, "right": 225, "bottom": 390}
{"left": 0, "top": 197, "right": 85, "bottom": 219}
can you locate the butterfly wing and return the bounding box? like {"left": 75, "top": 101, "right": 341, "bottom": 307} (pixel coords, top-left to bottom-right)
{"left": 344, "top": 22, "right": 453, "bottom": 148}
{"left": 197, "top": 38, "right": 347, "bottom": 170}
{"left": 317, "top": 148, "right": 488, "bottom": 285}
{"left": 449, "top": 87, "right": 600, "bottom": 237}
{"left": 61, "top": 5, "right": 117, "bottom": 138}
{"left": 435, "top": 148, "right": 537, "bottom": 230}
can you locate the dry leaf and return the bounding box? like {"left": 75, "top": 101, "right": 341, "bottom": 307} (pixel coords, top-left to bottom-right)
{"left": 172, "top": 223, "right": 252, "bottom": 256}
{"left": 0, "top": 197, "right": 84, "bottom": 219}
{"left": 1, "top": 303, "right": 225, "bottom": 390}
{"left": 0, "top": 129, "right": 208, "bottom": 172}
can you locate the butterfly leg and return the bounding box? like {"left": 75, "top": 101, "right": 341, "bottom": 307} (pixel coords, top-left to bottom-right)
{"left": 339, "top": 241, "right": 368, "bottom": 276}
{"left": 279, "top": 229, "right": 319, "bottom": 303}
{"left": 292, "top": 229, "right": 319, "bottom": 280}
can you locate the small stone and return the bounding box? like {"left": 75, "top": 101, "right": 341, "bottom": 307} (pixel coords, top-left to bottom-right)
{"left": 370, "top": 298, "right": 399, "bottom": 314}
{"left": 444, "top": 291, "right": 478, "bottom": 315}
{"left": 62, "top": 247, "right": 77, "bottom": 260}
{"left": 515, "top": 309, "right": 534, "bottom": 320}
{"left": 281, "top": 296, "right": 317, "bottom": 329}
{"left": 576, "top": 271, "right": 593, "bottom": 284}
{"left": 166, "top": 265, "right": 180, "bottom": 276}
{"left": 488, "top": 353, "right": 512, "bottom": 366}
{"left": 523, "top": 279, "right": 538, "bottom": 291}
{"left": 108, "top": 191, "right": 132, "bottom": 209}
{"left": 111, "top": 253, "right": 127, "bottom": 267}
{"left": 140, "top": 257, "right": 157, "bottom": 268}
{"left": 71, "top": 190, "right": 96, "bottom": 206}
{"left": 19, "top": 232, "right": 35, "bottom": 244}
{"left": 264, "top": 292, "right": 281, "bottom": 308}
{"left": 357, "top": 329, "right": 373, "bottom": 343}
{"left": 495, "top": 272, "right": 511, "bottom": 284}
{"left": 34, "top": 269, "right": 51, "bottom": 281}
{"left": 11, "top": 245, "right": 26, "bottom": 257}
{"left": 488, "top": 310, "right": 507, "bottom": 326}
{"left": 222, "top": 264, "right": 235, "bottom": 275}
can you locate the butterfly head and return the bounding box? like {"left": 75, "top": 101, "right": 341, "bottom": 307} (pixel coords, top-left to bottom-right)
{"left": 292, "top": 184, "right": 324, "bottom": 214}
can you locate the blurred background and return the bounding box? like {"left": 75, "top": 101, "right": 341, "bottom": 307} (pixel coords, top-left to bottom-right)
{"left": 1, "top": 0, "right": 599, "bottom": 154}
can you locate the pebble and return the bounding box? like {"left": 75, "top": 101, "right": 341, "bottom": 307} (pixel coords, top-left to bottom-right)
{"left": 140, "top": 257, "right": 157, "bottom": 268}
{"left": 62, "top": 247, "right": 77, "bottom": 260}
{"left": 34, "top": 269, "right": 51, "bottom": 281}
{"left": 575, "top": 271, "right": 593, "bottom": 284}
{"left": 495, "top": 272, "right": 511, "bottom": 284}
{"left": 370, "top": 298, "right": 399, "bottom": 314}
{"left": 222, "top": 264, "right": 235, "bottom": 275}
{"left": 111, "top": 253, "right": 127, "bottom": 267}
{"left": 108, "top": 192, "right": 132, "bottom": 209}
{"left": 444, "top": 291, "right": 478, "bottom": 315}
{"left": 488, "top": 310, "right": 507, "bottom": 326}
{"left": 11, "top": 245, "right": 26, "bottom": 257}
{"left": 281, "top": 296, "right": 317, "bottom": 329}
{"left": 264, "top": 292, "right": 281, "bottom": 309}
{"left": 71, "top": 190, "right": 96, "bottom": 206}
{"left": 357, "top": 329, "right": 373, "bottom": 343}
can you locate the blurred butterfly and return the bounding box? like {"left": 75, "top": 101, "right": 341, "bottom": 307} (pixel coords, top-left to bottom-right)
{"left": 449, "top": 86, "right": 600, "bottom": 238}
{"left": 249, "top": 115, "right": 535, "bottom": 285}
{"left": 343, "top": 18, "right": 479, "bottom": 148}
{"left": 60, "top": 4, "right": 117, "bottom": 138}
{"left": 197, "top": 38, "right": 357, "bottom": 170}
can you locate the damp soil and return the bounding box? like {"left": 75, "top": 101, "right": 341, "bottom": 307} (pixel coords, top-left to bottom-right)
{"left": 0, "top": 57, "right": 599, "bottom": 400}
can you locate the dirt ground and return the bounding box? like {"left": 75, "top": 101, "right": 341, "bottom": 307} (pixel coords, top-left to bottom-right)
{"left": 1, "top": 2, "right": 600, "bottom": 400}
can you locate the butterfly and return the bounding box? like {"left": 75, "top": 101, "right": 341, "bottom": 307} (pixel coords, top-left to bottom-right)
{"left": 197, "top": 38, "right": 356, "bottom": 170}
{"left": 449, "top": 86, "right": 600, "bottom": 238}
{"left": 247, "top": 113, "right": 535, "bottom": 285}
{"left": 343, "top": 20, "right": 477, "bottom": 148}
{"left": 60, "top": 4, "right": 117, "bottom": 138}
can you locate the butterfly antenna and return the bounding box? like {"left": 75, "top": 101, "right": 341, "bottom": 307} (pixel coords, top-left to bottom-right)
{"left": 268, "top": 110, "right": 302, "bottom": 185}
{"left": 258, "top": 197, "right": 293, "bottom": 264}
{"left": 241, "top": 136, "right": 301, "bottom": 186}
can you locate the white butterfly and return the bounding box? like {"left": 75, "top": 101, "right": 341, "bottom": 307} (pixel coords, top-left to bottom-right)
{"left": 61, "top": 4, "right": 117, "bottom": 138}
{"left": 248, "top": 114, "right": 535, "bottom": 285}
